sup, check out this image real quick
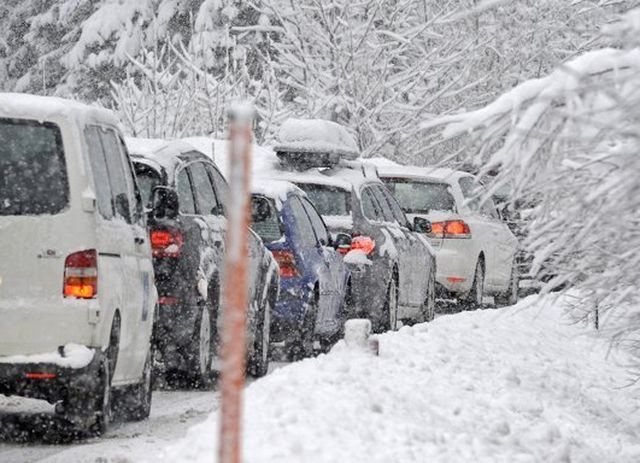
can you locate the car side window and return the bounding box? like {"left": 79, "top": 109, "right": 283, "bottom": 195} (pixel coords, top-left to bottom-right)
{"left": 289, "top": 196, "right": 318, "bottom": 248}
{"left": 84, "top": 126, "right": 113, "bottom": 220}
{"left": 99, "top": 128, "right": 134, "bottom": 223}
{"left": 378, "top": 185, "right": 410, "bottom": 227}
{"left": 371, "top": 185, "right": 397, "bottom": 223}
{"left": 361, "top": 187, "right": 382, "bottom": 221}
{"left": 190, "top": 162, "right": 220, "bottom": 215}
{"left": 301, "top": 197, "right": 331, "bottom": 246}
{"left": 176, "top": 168, "right": 196, "bottom": 215}
{"left": 481, "top": 195, "right": 500, "bottom": 220}
{"left": 117, "top": 135, "right": 144, "bottom": 224}
{"left": 459, "top": 176, "right": 480, "bottom": 211}
{"left": 206, "top": 163, "right": 229, "bottom": 213}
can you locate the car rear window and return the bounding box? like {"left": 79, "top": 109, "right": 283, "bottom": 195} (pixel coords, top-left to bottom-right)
{"left": 0, "top": 118, "right": 68, "bottom": 216}
{"left": 295, "top": 183, "right": 351, "bottom": 216}
{"left": 134, "top": 163, "right": 161, "bottom": 209}
{"left": 251, "top": 196, "right": 283, "bottom": 244}
{"left": 383, "top": 178, "right": 455, "bottom": 213}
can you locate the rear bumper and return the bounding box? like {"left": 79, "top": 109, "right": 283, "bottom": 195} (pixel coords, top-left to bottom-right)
{"left": 0, "top": 348, "right": 103, "bottom": 404}
{"left": 432, "top": 241, "right": 477, "bottom": 294}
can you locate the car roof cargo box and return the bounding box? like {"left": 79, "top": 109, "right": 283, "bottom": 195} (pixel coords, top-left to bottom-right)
{"left": 275, "top": 118, "right": 359, "bottom": 169}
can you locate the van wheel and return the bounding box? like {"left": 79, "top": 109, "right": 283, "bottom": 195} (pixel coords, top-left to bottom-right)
{"left": 380, "top": 273, "right": 399, "bottom": 332}
{"left": 420, "top": 270, "right": 436, "bottom": 323}
{"left": 495, "top": 264, "right": 519, "bottom": 307}
{"left": 248, "top": 297, "right": 271, "bottom": 377}
{"left": 188, "top": 303, "right": 214, "bottom": 389}
{"left": 464, "top": 260, "right": 485, "bottom": 310}
{"left": 288, "top": 293, "right": 317, "bottom": 361}
{"left": 115, "top": 347, "right": 153, "bottom": 421}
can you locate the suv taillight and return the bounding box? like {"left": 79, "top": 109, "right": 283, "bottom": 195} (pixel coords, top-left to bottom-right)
{"left": 150, "top": 228, "right": 184, "bottom": 258}
{"left": 64, "top": 249, "right": 97, "bottom": 299}
{"left": 430, "top": 220, "right": 471, "bottom": 239}
{"left": 350, "top": 235, "right": 376, "bottom": 255}
{"left": 272, "top": 249, "right": 300, "bottom": 278}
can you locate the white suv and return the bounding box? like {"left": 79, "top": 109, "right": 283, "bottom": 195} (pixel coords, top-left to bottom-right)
{"left": 376, "top": 164, "right": 519, "bottom": 308}
{"left": 0, "top": 94, "right": 157, "bottom": 433}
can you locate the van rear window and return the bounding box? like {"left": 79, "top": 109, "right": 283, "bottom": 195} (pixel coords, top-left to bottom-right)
{"left": 0, "top": 118, "right": 68, "bottom": 216}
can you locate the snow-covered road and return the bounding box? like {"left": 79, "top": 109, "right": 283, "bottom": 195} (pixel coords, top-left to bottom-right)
{"left": 0, "top": 389, "right": 218, "bottom": 463}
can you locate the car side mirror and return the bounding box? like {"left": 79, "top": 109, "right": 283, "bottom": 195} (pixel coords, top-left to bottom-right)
{"left": 333, "top": 233, "right": 352, "bottom": 253}
{"left": 413, "top": 217, "right": 432, "bottom": 234}
{"left": 151, "top": 186, "right": 179, "bottom": 220}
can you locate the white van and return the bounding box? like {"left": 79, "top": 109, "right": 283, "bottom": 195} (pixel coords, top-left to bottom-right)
{"left": 0, "top": 94, "right": 157, "bottom": 433}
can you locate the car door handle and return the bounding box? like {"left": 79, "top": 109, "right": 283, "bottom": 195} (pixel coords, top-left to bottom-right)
{"left": 134, "top": 237, "right": 145, "bottom": 245}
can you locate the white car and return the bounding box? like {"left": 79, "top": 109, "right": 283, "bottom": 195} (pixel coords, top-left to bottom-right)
{"left": 376, "top": 164, "right": 519, "bottom": 308}
{"left": 0, "top": 94, "right": 157, "bottom": 433}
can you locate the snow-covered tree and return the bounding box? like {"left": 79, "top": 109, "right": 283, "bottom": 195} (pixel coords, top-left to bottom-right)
{"left": 424, "top": 8, "right": 640, "bottom": 354}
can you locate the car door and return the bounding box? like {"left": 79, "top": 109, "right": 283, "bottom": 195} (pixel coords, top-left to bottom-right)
{"left": 189, "top": 161, "right": 225, "bottom": 291}
{"left": 367, "top": 185, "right": 413, "bottom": 308}
{"left": 88, "top": 125, "right": 145, "bottom": 383}
{"left": 288, "top": 195, "right": 331, "bottom": 333}
{"left": 300, "top": 196, "right": 345, "bottom": 335}
{"left": 458, "top": 176, "right": 498, "bottom": 286}
{"left": 480, "top": 195, "right": 516, "bottom": 289}
{"left": 376, "top": 185, "right": 429, "bottom": 307}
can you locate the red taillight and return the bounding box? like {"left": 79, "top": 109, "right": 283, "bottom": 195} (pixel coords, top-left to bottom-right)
{"left": 64, "top": 249, "right": 97, "bottom": 299}
{"left": 272, "top": 249, "right": 300, "bottom": 278}
{"left": 350, "top": 235, "right": 376, "bottom": 255}
{"left": 151, "top": 228, "right": 184, "bottom": 258}
{"left": 430, "top": 220, "right": 471, "bottom": 239}
{"left": 158, "top": 296, "right": 180, "bottom": 306}
{"left": 25, "top": 372, "right": 57, "bottom": 380}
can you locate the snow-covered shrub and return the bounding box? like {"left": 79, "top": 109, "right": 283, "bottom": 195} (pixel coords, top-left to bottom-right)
{"left": 424, "top": 8, "right": 640, "bottom": 353}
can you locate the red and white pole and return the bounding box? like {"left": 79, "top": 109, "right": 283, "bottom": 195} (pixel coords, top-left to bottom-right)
{"left": 219, "top": 104, "right": 254, "bottom": 463}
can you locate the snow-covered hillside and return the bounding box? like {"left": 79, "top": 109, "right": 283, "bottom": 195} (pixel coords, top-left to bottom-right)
{"left": 161, "top": 296, "right": 640, "bottom": 463}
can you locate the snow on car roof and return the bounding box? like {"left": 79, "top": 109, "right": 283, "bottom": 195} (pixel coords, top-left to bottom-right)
{"left": 0, "top": 92, "right": 119, "bottom": 127}
{"left": 274, "top": 118, "right": 359, "bottom": 159}
{"left": 252, "top": 178, "right": 302, "bottom": 206}
{"left": 126, "top": 137, "right": 206, "bottom": 180}
{"left": 368, "top": 157, "right": 473, "bottom": 183}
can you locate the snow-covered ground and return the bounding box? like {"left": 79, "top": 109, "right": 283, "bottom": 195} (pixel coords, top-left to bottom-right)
{"left": 2, "top": 296, "right": 639, "bottom": 462}
{"left": 160, "top": 295, "right": 640, "bottom": 463}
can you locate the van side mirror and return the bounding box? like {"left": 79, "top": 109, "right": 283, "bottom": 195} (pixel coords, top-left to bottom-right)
{"left": 152, "top": 186, "right": 179, "bottom": 220}
{"left": 413, "top": 217, "right": 432, "bottom": 234}
{"left": 333, "top": 233, "right": 352, "bottom": 253}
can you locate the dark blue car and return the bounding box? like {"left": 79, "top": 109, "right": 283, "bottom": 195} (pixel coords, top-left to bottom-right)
{"left": 251, "top": 181, "right": 350, "bottom": 359}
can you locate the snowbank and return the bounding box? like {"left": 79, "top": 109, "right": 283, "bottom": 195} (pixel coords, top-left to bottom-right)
{"left": 159, "top": 295, "right": 640, "bottom": 463}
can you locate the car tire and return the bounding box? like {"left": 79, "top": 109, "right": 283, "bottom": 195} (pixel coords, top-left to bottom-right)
{"left": 187, "top": 302, "right": 214, "bottom": 389}
{"left": 288, "top": 292, "right": 317, "bottom": 361}
{"left": 379, "top": 272, "right": 399, "bottom": 333}
{"left": 464, "top": 259, "right": 485, "bottom": 310}
{"left": 247, "top": 296, "right": 271, "bottom": 378}
{"left": 495, "top": 264, "right": 519, "bottom": 307}
{"left": 420, "top": 270, "right": 436, "bottom": 323}
{"left": 114, "top": 347, "right": 154, "bottom": 421}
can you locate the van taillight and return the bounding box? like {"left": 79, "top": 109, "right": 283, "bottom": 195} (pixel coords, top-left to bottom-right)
{"left": 63, "top": 249, "right": 97, "bottom": 299}
{"left": 150, "top": 228, "right": 184, "bottom": 258}
{"left": 430, "top": 220, "right": 471, "bottom": 239}
{"left": 272, "top": 249, "right": 300, "bottom": 278}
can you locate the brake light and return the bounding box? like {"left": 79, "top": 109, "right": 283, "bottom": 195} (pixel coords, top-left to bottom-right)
{"left": 430, "top": 220, "right": 471, "bottom": 239}
{"left": 63, "top": 249, "right": 97, "bottom": 299}
{"left": 272, "top": 249, "right": 300, "bottom": 278}
{"left": 25, "top": 372, "right": 57, "bottom": 380}
{"left": 151, "top": 228, "right": 184, "bottom": 258}
{"left": 350, "top": 235, "right": 376, "bottom": 255}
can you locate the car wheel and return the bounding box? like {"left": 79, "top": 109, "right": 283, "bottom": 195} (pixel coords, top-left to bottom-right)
{"left": 379, "top": 273, "right": 399, "bottom": 333}
{"left": 114, "top": 347, "right": 153, "bottom": 421}
{"left": 464, "top": 259, "right": 485, "bottom": 310}
{"left": 248, "top": 296, "right": 271, "bottom": 377}
{"left": 188, "top": 303, "right": 214, "bottom": 389}
{"left": 288, "top": 292, "right": 317, "bottom": 361}
{"left": 420, "top": 270, "right": 436, "bottom": 323}
{"left": 495, "top": 264, "right": 519, "bottom": 307}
